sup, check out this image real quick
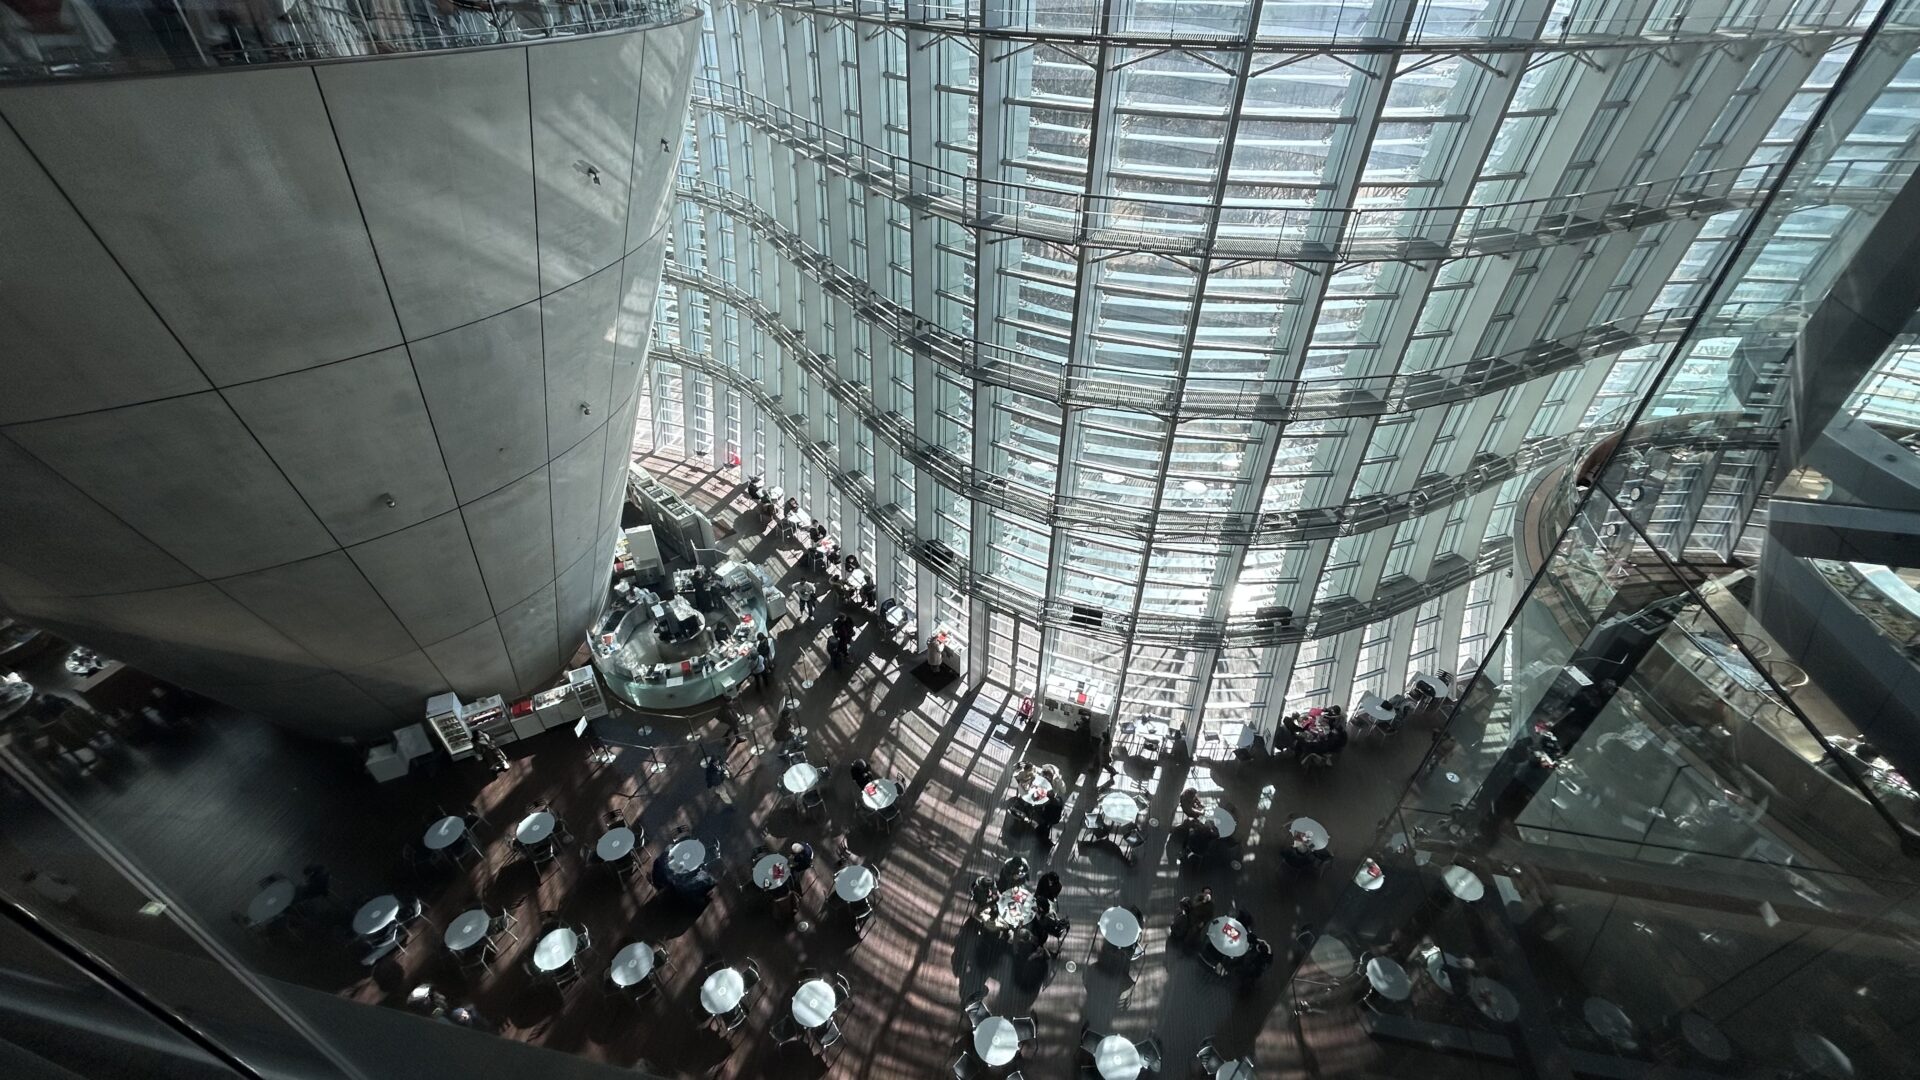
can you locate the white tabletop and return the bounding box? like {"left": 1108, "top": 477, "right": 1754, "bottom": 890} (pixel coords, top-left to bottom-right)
{"left": 835, "top": 864, "right": 877, "bottom": 902}
{"left": 1365, "top": 956, "right": 1410, "bottom": 1000}
{"left": 1584, "top": 997, "right": 1634, "bottom": 1044}
{"left": 1353, "top": 858, "right": 1386, "bottom": 891}
{"left": 246, "top": 879, "right": 296, "bottom": 925}
{"left": 1413, "top": 672, "right": 1447, "bottom": 695}
{"left": 1443, "top": 865, "right": 1485, "bottom": 901}
{"left": 444, "top": 908, "right": 491, "bottom": 952}
{"left": 1018, "top": 774, "right": 1054, "bottom": 806}
{"left": 532, "top": 927, "right": 579, "bottom": 972}
{"left": 791, "top": 979, "right": 837, "bottom": 1028}
{"left": 515, "top": 811, "right": 555, "bottom": 844}
{"left": 782, "top": 762, "right": 823, "bottom": 794}
{"left": 352, "top": 894, "right": 400, "bottom": 936}
{"left": 860, "top": 778, "right": 900, "bottom": 810}
{"left": 1217, "top": 1060, "right": 1254, "bottom": 1080}
{"left": 1097, "top": 791, "right": 1139, "bottom": 825}
{"left": 667, "top": 838, "right": 706, "bottom": 874}
{"left": 610, "top": 942, "right": 655, "bottom": 987}
{"left": 1358, "top": 692, "right": 1394, "bottom": 721}
{"left": 1212, "top": 804, "right": 1238, "bottom": 838}
{"left": 1097, "top": 906, "right": 1141, "bottom": 948}
{"left": 595, "top": 826, "right": 636, "bottom": 862}
{"left": 1470, "top": 977, "right": 1519, "bottom": 1022}
{"left": 423, "top": 815, "right": 466, "bottom": 851}
{"left": 1289, "top": 817, "right": 1329, "bottom": 850}
{"left": 1095, "top": 1034, "right": 1144, "bottom": 1080}
{"left": 972, "top": 1016, "right": 1019, "bottom": 1066}
{"left": 1793, "top": 1032, "right": 1852, "bottom": 1078}
{"left": 1208, "top": 916, "right": 1250, "bottom": 958}
{"left": 700, "top": 968, "right": 746, "bottom": 1015}
{"left": 994, "top": 885, "right": 1037, "bottom": 928}
{"left": 753, "top": 852, "right": 793, "bottom": 890}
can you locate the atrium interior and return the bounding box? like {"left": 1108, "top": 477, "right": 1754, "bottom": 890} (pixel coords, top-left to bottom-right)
{"left": 4, "top": 1, "right": 1920, "bottom": 1079}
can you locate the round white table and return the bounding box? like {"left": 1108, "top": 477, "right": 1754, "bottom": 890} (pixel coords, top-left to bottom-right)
{"left": 515, "top": 811, "right": 555, "bottom": 845}
{"left": 835, "top": 864, "right": 877, "bottom": 902}
{"left": 1208, "top": 916, "right": 1250, "bottom": 959}
{"left": 1354, "top": 858, "right": 1386, "bottom": 891}
{"left": 1217, "top": 1060, "right": 1254, "bottom": 1080}
{"left": 1211, "top": 804, "right": 1238, "bottom": 839}
{"left": 1584, "top": 997, "right": 1635, "bottom": 1046}
{"left": 1443, "top": 865, "right": 1485, "bottom": 901}
{"left": 532, "top": 927, "right": 578, "bottom": 973}
{"left": 1095, "top": 1034, "right": 1144, "bottom": 1080}
{"left": 352, "top": 895, "right": 400, "bottom": 936}
{"left": 700, "top": 968, "right": 746, "bottom": 1015}
{"left": 422, "top": 815, "right": 466, "bottom": 851}
{"left": 667, "top": 838, "right": 706, "bottom": 874}
{"left": 1097, "top": 791, "right": 1139, "bottom": 825}
{"left": 753, "top": 852, "right": 793, "bottom": 890}
{"left": 1470, "top": 977, "right": 1520, "bottom": 1023}
{"left": 1019, "top": 774, "right": 1054, "bottom": 806}
{"left": 246, "top": 879, "right": 296, "bottom": 925}
{"left": 443, "top": 908, "right": 491, "bottom": 952}
{"left": 1097, "top": 905, "right": 1142, "bottom": 949}
{"left": 860, "top": 778, "right": 900, "bottom": 810}
{"left": 1680, "top": 1013, "right": 1731, "bottom": 1062}
{"left": 994, "top": 886, "right": 1037, "bottom": 928}
{"left": 1365, "top": 956, "right": 1410, "bottom": 1001}
{"left": 595, "top": 826, "right": 636, "bottom": 862}
{"left": 782, "top": 762, "right": 822, "bottom": 794}
{"left": 972, "top": 1016, "right": 1019, "bottom": 1066}
{"left": 791, "top": 979, "right": 837, "bottom": 1028}
{"left": 1792, "top": 1032, "right": 1852, "bottom": 1078}
{"left": 1288, "top": 816, "right": 1329, "bottom": 850}
{"left": 610, "top": 942, "right": 655, "bottom": 987}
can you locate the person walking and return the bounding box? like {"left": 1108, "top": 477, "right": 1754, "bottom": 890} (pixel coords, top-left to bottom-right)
{"left": 793, "top": 579, "right": 818, "bottom": 620}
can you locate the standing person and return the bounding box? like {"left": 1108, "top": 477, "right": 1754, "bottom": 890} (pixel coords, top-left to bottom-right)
{"left": 833, "top": 612, "right": 855, "bottom": 645}
{"left": 749, "top": 650, "right": 769, "bottom": 692}
{"left": 472, "top": 729, "right": 509, "bottom": 776}
{"left": 826, "top": 633, "right": 847, "bottom": 671}
{"left": 793, "top": 578, "right": 818, "bottom": 620}
{"left": 718, "top": 697, "right": 743, "bottom": 746}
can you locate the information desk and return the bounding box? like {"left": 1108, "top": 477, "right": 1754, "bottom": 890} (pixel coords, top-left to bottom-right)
{"left": 591, "top": 561, "right": 781, "bottom": 709}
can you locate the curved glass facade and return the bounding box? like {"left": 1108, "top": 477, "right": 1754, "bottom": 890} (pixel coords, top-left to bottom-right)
{"left": 644, "top": 0, "right": 1920, "bottom": 748}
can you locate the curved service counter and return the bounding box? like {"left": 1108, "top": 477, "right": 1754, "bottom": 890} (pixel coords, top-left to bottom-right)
{"left": 589, "top": 562, "right": 786, "bottom": 710}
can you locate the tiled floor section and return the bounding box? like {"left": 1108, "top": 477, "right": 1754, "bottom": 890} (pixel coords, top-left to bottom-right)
{"left": 3, "top": 452, "right": 1446, "bottom": 1080}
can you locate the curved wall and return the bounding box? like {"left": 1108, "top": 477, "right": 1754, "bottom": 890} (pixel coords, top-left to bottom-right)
{"left": 0, "top": 20, "right": 700, "bottom": 737}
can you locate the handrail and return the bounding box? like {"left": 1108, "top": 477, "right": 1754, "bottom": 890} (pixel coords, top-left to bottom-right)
{"left": 0, "top": 0, "right": 697, "bottom": 82}
{"left": 695, "top": 79, "right": 1910, "bottom": 262}
{"left": 644, "top": 335, "right": 1515, "bottom": 647}
{"left": 734, "top": 0, "right": 1877, "bottom": 53}
{"left": 671, "top": 176, "right": 1821, "bottom": 421}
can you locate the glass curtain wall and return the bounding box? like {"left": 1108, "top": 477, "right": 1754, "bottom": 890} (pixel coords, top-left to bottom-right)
{"left": 1284, "top": 9, "right": 1920, "bottom": 1073}
{"left": 646, "top": 0, "right": 1920, "bottom": 749}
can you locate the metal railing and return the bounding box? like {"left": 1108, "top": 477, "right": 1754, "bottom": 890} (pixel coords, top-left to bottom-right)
{"left": 739, "top": 0, "right": 1878, "bottom": 52}
{"left": 696, "top": 79, "right": 1911, "bottom": 263}
{"left": 0, "top": 0, "right": 695, "bottom": 81}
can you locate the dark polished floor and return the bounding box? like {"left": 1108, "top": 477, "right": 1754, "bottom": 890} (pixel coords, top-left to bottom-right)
{"left": 2, "top": 453, "right": 1448, "bottom": 1080}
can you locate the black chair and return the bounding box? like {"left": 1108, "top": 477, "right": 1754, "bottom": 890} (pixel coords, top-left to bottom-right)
{"left": 771, "top": 1015, "right": 806, "bottom": 1047}
{"left": 1195, "top": 1040, "right": 1226, "bottom": 1075}
{"left": 1079, "top": 1026, "right": 1108, "bottom": 1057}
{"left": 950, "top": 1054, "right": 983, "bottom": 1080}
{"left": 963, "top": 988, "right": 990, "bottom": 1028}
{"left": 1136, "top": 1036, "right": 1163, "bottom": 1072}
{"left": 1012, "top": 1015, "right": 1037, "bottom": 1042}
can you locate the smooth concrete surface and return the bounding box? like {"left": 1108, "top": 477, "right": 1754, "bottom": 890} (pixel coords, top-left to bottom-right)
{"left": 0, "top": 16, "right": 701, "bottom": 737}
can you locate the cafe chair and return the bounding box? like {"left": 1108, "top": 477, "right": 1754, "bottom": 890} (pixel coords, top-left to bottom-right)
{"left": 950, "top": 1054, "right": 983, "bottom": 1080}
{"left": 830, "top": 970, "right": 853, "bottom": 1000}
{"left": 1012, "top": 1015, "right": 1038, "bottom": 1042}
{"left": 1195, "top": 1040, "right": 1226, "bottom": 1075}
{"left": 770, "top": 1015, "right": 806, "bottom": 1047}
{"left": 1136, "top": 1036, "right": 1163, "bottom": 1072}
{"left": 963, "top": 989, "right": 990, "bottom": 1028}
{"left": 815, "top": 1017, "right": 844, "bottom": 1049}
{"left": 1079, "top": 1026, "right": 1108, "bottom": 1057}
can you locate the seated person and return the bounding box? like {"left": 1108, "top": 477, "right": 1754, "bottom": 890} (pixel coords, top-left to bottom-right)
{"left": 1036, "top": 870, "right": 1063, "bottom": 900}
{"left": 1183, "top": 819, "right": 1220, "bottom": 858}
{"left": 849, "top": 758, "right": 876, "bottom": 787}
{"left": 1179, "top": 786, "right": 1206, "bottom": 822}
{"left": 1188, "top": 887, "right": 1216, "bottom": 934}
{"left": 970, "top": 875, "right": 998, "bottom": 907}
{"left": 997, "top": 855, "right": 1031, "bottom": 890}
{"left": 858, "top": 580, "right": 877, "bottom": 608}
{"left": 1012, "top": 759, "right": 1038, "bottom": 787}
